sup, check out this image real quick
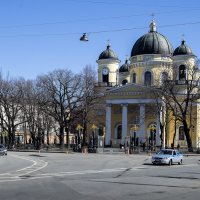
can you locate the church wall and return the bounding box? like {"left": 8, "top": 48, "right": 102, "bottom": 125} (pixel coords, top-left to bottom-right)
{"left": 166, "top": 105, "right": 199, "bottom": 149}
{"left": 130, "top": 56, "right": 173, "bottom": 86}
{"left": 129, "top": 66, "right": 143, "bottom": 84}
{"left": 196, "top": 103, "right": 200, "bottom": 149}
{"left": 143, "top": 105, "right": 157, "bottom": 139}
{"left": 167, "top": 112, "right": 176, "bottom": 148}
{"left": 172, "top": 56, "right": 196, "bottom": 81}
{"left": 127, "top": 105, "right": 140, "bottom": 137}
{"left": 118, "top": 73, "right": 130, "bottom": 85}
{"left": 98, "top": 61, "right": 119, "bottom": 83}
{"left": 110, "top": 104, "right": 122, "bottom": 146}
{"left": 152, "top": 66, "right": 172, "bottom": 84}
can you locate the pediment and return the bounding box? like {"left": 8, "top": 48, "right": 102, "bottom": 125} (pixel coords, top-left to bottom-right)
{"left": 106, "top": 83, "right": 152, "bottom": 96}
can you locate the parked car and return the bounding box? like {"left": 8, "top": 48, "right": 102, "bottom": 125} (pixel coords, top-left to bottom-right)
{"left": 0, "top": 144, "right": 7, "bottom": 156}
{"left": 152, "top": 149, "right": 183, "bottom": 165}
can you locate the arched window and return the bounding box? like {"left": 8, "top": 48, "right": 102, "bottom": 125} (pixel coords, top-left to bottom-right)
{"left": 117, "top": 125, "right": 122, "bottom": 139}
{"left": 98, "top": 127, "right": 104, "bottom": 136}
{"left": 122, "top": 79, "right": 128, "bottom": 85}
{"left": 160, "top": 72, "right": 168, "bottom": 84}
{"left": 132, "top": 73, "right": 136, "bottom": 83}
{"left": 102, "top": 74, "right": 109, "bottom": 83}
{"left": 179, "top": 65, "right": 186, "bottom": 80}
{"left": 144, "top": 71, "right": 151, "bottom": 86}
{"left": 179, "top": 126, "right": 185, "bottom": 140}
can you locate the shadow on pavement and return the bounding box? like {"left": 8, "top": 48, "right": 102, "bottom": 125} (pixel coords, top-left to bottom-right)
{"left": 143, "top": 163, "right": 152, "bottom": 165}
{"left": 29, "top": 154, "right": 46, "bottom": 157}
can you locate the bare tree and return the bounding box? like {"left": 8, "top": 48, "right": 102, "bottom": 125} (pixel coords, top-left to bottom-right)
{"left": 23, "top": 80, "right": 39, "bottom": 146}
{"left": 37, "top": 69, "right": 83, "bottom": 149}
{"left": 159, "top": 62, "right": 200, "bottom": 151}
{"left": 0, "top": 77, "right": 28, "bottom": 148}
{"left": 78, "top": 65, "right": 97, "bottom": 147}
{"left": 22, "top": 80, "right": 54, "bottom": 148}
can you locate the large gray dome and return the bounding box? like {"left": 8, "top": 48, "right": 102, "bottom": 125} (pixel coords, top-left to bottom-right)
{"left": 173, "top": 40, "right": 193, "bottom": 56}
{"left": 131, "top": 21, "right": 173, "bottom": 57}
{"left": 98, "top": 44, "right": 118, "bottom": 60}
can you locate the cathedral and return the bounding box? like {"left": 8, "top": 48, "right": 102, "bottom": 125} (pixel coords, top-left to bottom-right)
{"left": 93, "top": 20, "right": 200, "bottom": 150}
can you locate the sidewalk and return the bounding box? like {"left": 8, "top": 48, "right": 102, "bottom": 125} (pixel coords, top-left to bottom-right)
{"left": 8, "top": 148, "right": 200, "bottom": 156}
{"left": 8, "top": 148, "right": 73, "bottom": 154}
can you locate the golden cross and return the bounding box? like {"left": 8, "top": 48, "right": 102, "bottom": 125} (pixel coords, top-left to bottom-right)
{"left": 151, "top": 13, "right": 155, "bottom": 21}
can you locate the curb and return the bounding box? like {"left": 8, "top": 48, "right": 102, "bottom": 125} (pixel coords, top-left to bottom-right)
{"left": 8, "top": 149, "right": 74, "bottom": 154}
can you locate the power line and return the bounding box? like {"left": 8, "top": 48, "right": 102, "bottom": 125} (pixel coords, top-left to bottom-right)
{"left": 0, "top": 8, "right": 200, "bottom": 29}
{"left": 89, "top": 21, "right": 200, "bottom": 34}
{"left": 63, "top": 0, "right": 199, "bottom": 9}
{"left": 0, "top": 21, "right": 200, "bottom": 38}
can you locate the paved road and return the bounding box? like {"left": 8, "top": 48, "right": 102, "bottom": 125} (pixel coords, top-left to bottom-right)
{"left": 0, "top": 152, "right": 200, "bottom": 200}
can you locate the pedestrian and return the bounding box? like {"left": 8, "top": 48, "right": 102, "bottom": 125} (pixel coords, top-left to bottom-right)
{"left": 177, "top": 143, "right": 180, "bottom": 151}
{"left": 46, "top": 144, "right": 49, "bottom": 151}
{"left": 142, "top": 142, "right": 146, "bottom": 152}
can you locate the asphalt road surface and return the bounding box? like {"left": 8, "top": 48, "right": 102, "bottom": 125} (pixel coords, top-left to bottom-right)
{"left": 0, "top": 151, "right": 200, "bottom": 200}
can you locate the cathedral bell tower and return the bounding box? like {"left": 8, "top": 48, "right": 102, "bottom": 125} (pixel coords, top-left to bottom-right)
{"left": 96, "top": 42, "right": 120, "bottom": 87}
{"left": 173, "top": 39, "right": 196, "bottom": 81}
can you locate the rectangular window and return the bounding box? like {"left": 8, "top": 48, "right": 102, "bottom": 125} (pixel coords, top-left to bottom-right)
{"left": 132, "top": 73, "right": 136, "bottom": 83}
{"left": 179, "top": 126, "right": 185, "bottom": 140}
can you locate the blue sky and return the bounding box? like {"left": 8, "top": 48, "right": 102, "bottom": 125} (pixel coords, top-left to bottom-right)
{"left": 0, "top": 0, "right": 200, "bottom": 79}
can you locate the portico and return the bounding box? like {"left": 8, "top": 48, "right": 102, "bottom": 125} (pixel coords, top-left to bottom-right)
{"left": 105, "top": 97, "right": 162, "bottom": 147}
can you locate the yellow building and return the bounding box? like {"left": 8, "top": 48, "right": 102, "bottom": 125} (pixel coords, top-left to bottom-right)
{"left": 93, "top": 20, "right": 200, "bottom": 150}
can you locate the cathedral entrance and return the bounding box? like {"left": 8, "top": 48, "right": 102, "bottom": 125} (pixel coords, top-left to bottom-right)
{"left": 117, "top": 125, "right": 122, "bottom": 140}
{"left": 114, "top": 124, "right": 122, "bottom": 147}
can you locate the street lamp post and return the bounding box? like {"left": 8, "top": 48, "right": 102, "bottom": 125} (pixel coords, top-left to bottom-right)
{"left": 149, "top": 124, "right": 156, "bottom": 151}
{"left": 91, "top": 124, "right": 97, "bottom": 149}
{"left": 1, "top": 131, "right": 8, "bottom": 147}
{"left": 76, "top": 124, "right": 83, "bottom": 151}
{"left": 130, "top": 124, "right": 140, "bottom": 152}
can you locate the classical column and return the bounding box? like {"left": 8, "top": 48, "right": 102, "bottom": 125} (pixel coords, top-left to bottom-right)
{"left": 156, "top": 113, "right": 161, "bottom": 146}
{"left": 121, "top": 104, "right": 128, "bottom": 144}
{"left": 139, "top": 104, "right": 145, "bottom": 139}
{"left": 105, "top": 104, "right": 112, "bottom": 146}
{"left": 161, "top": 98, "right": 166, "bottom": 148}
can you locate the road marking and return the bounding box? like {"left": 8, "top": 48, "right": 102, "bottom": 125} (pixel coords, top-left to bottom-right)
{"left": 20, "top": 166, "right": 151, "bottom": 180}
{"left": 16, "top": 162, "right": 200, "bottom": 180}
{"left": 0, "top": 166, "right": 142, "bottom": 182}
{"left": 0, "top": 155, "right": 48, "bottom": 179}
{"left": 0, "top": 173, "right": 10, "bottom": 176}
{"left": 0, "top": 156, "right": 198, "bottom": 183}
{"left": 37, "top": 167, "right": 129, "bottom": 176}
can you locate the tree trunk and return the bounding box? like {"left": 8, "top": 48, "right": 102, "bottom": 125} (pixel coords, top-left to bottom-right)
{"left": 31, "top": 134, "right": 36, "bottom": 147}
{"left": 59, "top": 126, "right": 64, "bottom": 149}
{"left": 172, "top": 119, "right": 177, "bottom": 148}
{"left": 11, "top": 131, "right": 15, "bottom": 147}
{"left": 8, "top": 128, "right": 12, "bottom": 148}
{"left": 47, "top": 130, "right": 49, "bottom": 145}
{"left": 160, "top": 123, "right": 164, "bottom": 146}
{"left": 183, "top": 120, "right": 193, "bottom": 152}
{"left": 82, "top": 123, "right": 87, "bottom": 147}
{"left": 66, "top": 127, "right": 69, "bottom": 149}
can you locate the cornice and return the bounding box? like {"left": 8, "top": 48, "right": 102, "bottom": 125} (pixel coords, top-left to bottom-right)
{"left": 106, "top": 91, "right": 146, "bottom": 96}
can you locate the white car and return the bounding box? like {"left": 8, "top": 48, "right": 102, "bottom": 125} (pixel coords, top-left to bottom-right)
{"left": 152, "top": 149, "right": 183, "bottom": 165}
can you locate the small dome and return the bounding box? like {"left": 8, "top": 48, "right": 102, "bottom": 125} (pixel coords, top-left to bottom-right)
{"left": 173, "top": 40, "right": 193, "bottom": 56}
{"left": 119, "top": 59, "right": 129, "bottom": 72}
{"left": 98, "top": 44, "right": 118, "bottom": 60}
{"left": 131, "top": 20, "right": 173, "bottom": 57}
